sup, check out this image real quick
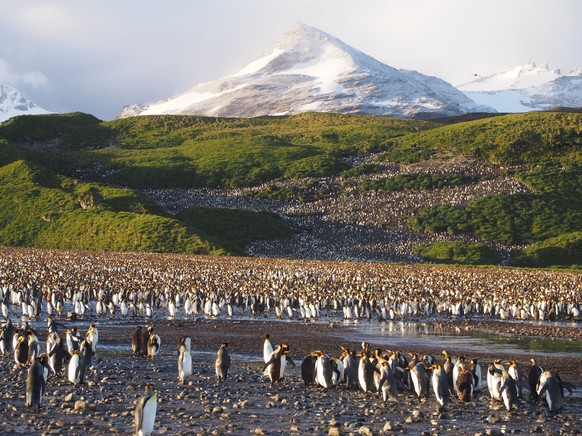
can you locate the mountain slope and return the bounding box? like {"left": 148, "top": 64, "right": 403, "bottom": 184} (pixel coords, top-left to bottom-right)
{"left": 119, "top": 22, "right": 489, "bottom": 119}
{"left": 458, "top": 60, "right": 582, "bottom": 112}
{"left": 0, "top": 84, "right": 51, "bottom": 122}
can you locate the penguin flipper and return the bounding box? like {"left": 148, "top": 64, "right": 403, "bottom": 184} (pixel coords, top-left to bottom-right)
{"left": 285, "top": 356, "right": 296, "bottom": 368}
{"left": 262, "top": 358, "right": 274, "bottom": 372}
{"left": 561, "top": 381, "right": 575, "bottom": 395}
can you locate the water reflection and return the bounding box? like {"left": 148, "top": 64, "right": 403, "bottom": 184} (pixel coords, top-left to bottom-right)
{"left": 336, "top": 321, "right": 582, "bottom": 358}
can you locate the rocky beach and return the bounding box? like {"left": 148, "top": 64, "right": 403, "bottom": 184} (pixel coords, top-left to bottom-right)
{"left": 0, "top": 317, "right": 580, "bottom": 435}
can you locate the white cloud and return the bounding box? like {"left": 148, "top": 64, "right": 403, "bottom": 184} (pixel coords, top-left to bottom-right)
{"left": 0, "top": 58, "right": 50, "bottom": 89}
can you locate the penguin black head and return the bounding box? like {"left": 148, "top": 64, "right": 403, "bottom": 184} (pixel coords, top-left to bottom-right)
{"left": 222, "top": 342, "right": 229, "bottom": 348}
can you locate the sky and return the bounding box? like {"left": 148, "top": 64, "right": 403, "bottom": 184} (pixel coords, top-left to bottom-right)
{"left": 1, "top": 0, "right": 581, "bottom": 121}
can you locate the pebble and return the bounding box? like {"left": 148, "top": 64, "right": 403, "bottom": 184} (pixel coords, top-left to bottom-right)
{"left": 74, "top": 400, "right": 88, "bottom": 411}
{"left": 329, "top": 426, "right": 341, "bottom": 436}
{"left": 358, "top": 426, "right": 373, "bottom": 436}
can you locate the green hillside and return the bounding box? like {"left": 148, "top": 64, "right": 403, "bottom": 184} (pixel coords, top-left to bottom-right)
{"left": 1, "top": 110, "right": 581, "bottom": 267}
{"left": 0, "top": 159, "right": 289, "bottom": 255}
{"left": 382, "top": 111, "right": 582, "bottom": 167}
{"left": 0, "top": 112, "right": 434, "bottom": 189}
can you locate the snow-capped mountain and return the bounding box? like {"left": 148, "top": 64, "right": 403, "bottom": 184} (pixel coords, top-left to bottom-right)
{"left": 119, "top": 22, "right": 490, "bottom": 119}
{"left": 458, "top": 60, "right": 582, "bottom": 112}
{"left": 0, "top": 84, "right": 51, "bottom": 122}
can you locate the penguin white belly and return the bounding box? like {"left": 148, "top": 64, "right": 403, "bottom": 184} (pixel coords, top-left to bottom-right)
{"left": 474, "top": 365, "right": 482, "bottom": 391}
{"left": 138, "top": 396, "right": 157, "bottom": 436}
{"left": 501, "top": 389, "right": 511, "bottom": 411}
{"left": 280, "top": 355, "right": 288, "bottom": 379}
{"left": 411, "top": 369, "right": 422, "bottom": 397}
{"left": 332, "top": 359, "right": 344, "bottom": 386}
{"left": 357, "top": 359, "right": 367, "bottom": 392}
{"left": 432, "top": 373, "right": 444, "bottom": 406}
{"left": 315, "top": 357, "right": 329, "bottom": 388}
{"left": 487, "top": 373, "right": 502, "bottom": 400}
{"left": 181, "top": 352, "right": 192, "bottom": 378}
{"left": 68, "top": 355, "right": 80, "bottom": 384}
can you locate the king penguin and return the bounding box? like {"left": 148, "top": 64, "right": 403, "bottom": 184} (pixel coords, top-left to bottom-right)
{"left": 487, "top": 362, "right": 503, "bottom": 401}
{"left": 314, "top": 351, "right": 332, "bottom": 389}
{"left": 147, "top": 331, "right": 161, "bottom": 358}
{"left": 215, "top": 342, "right": 231, "bottom": 382}
{"left": 357, "top": 351, "right": 377, "bottom": 393}
{"left": 68, "top": 349, "right": 85, "bottom": 386}
{"left": 177, "top": 336, "right": 192, "bottom": 384}
{"left": 431, "top": 363, "right": 450, "bottom": 407}
{"left": 263, "top": 344, "right": 288, "bottom": 385}
{"left": 469, "top": 358, "right": 482, "bottom": 392}
{"left": 378, "top": 361, "right": 398, "bottom": 402}
{"left": 407, "top": 362, "right": 430, "bottom": 400}
{"left": 507, "top": 359, "right": 525, "bottom": 398}
{"left": 48, "top": 335, "right": 65, "bottom": 375}
{"left": 135, "top": 383, "right": 157, "bottom": 436}
{"left": 301, "top": 351, "right": 318, "bottom": 386}
{"left": 499, "top": 370, "right": 518, "bottom": 411}
{"left": 86, "top": 323, "right": 99, "bottom": 353}
{"left": 528, "top": 358, "right": 543, "bottom": 402}
{"left": 537, "top": 370, "right": 573, "bottom": 412}
{"left": 340, "top": 347, "right": 358, "bottom": 389}
{"left": 14, "top": 334, "right": 29, "bottom": 369}
{"left": 26, "top": 356, "right": 50, "bottom": 409}
{"left": 263, "top": 334, "right": 274, "bottom": 375}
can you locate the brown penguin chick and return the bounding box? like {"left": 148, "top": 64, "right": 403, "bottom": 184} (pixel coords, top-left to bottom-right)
{"left": 131, "top": 326, "right": 142, "bottom": 357}
{"left": 456, "top": 364, "right": 474, "bottom": 402}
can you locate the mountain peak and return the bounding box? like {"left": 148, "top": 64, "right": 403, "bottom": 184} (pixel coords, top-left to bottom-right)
{"left": 120, "top": 23, "right": 489, "bottom": 119}
{"left": 458, "top": 60, "right": 563, "bottom": 92}
{"left": 458, "top": 61, "right": 582, "bottom": 113}
{"left": 0, "top": 84, "right": 51, "bottom": 123}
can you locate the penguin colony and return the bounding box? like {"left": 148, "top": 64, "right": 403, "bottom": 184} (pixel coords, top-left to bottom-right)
{"left": 0, "top": 247, "right": 579, "bottom": 432}
{"left": 297, "top": 342, "right": 575, "bottom": 414}
{"left": 0, "top": 247, "right": 579, "bottom": 326}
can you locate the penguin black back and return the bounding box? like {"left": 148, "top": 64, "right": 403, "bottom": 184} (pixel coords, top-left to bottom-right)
{"left": 26, "top": 356, "right": 49, "bottom": 409}
{"left": 215, "top": 342, "right": 231, "bottom": 382}
{"left": 301, "top": 352, "right": 318, "bottom": 386}
{"left": 132, "top": 326, "right": 142, "bottom": 357}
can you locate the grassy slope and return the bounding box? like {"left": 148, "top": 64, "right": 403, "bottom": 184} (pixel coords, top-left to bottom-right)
{"left": 0, "top": 112, "right": 435, "bottom": 188}
{"left": 0, "top": 160, "right": 289, "bottom": 255}
{"left": 382, "top": 111, "right": 582, "bottom": 167}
